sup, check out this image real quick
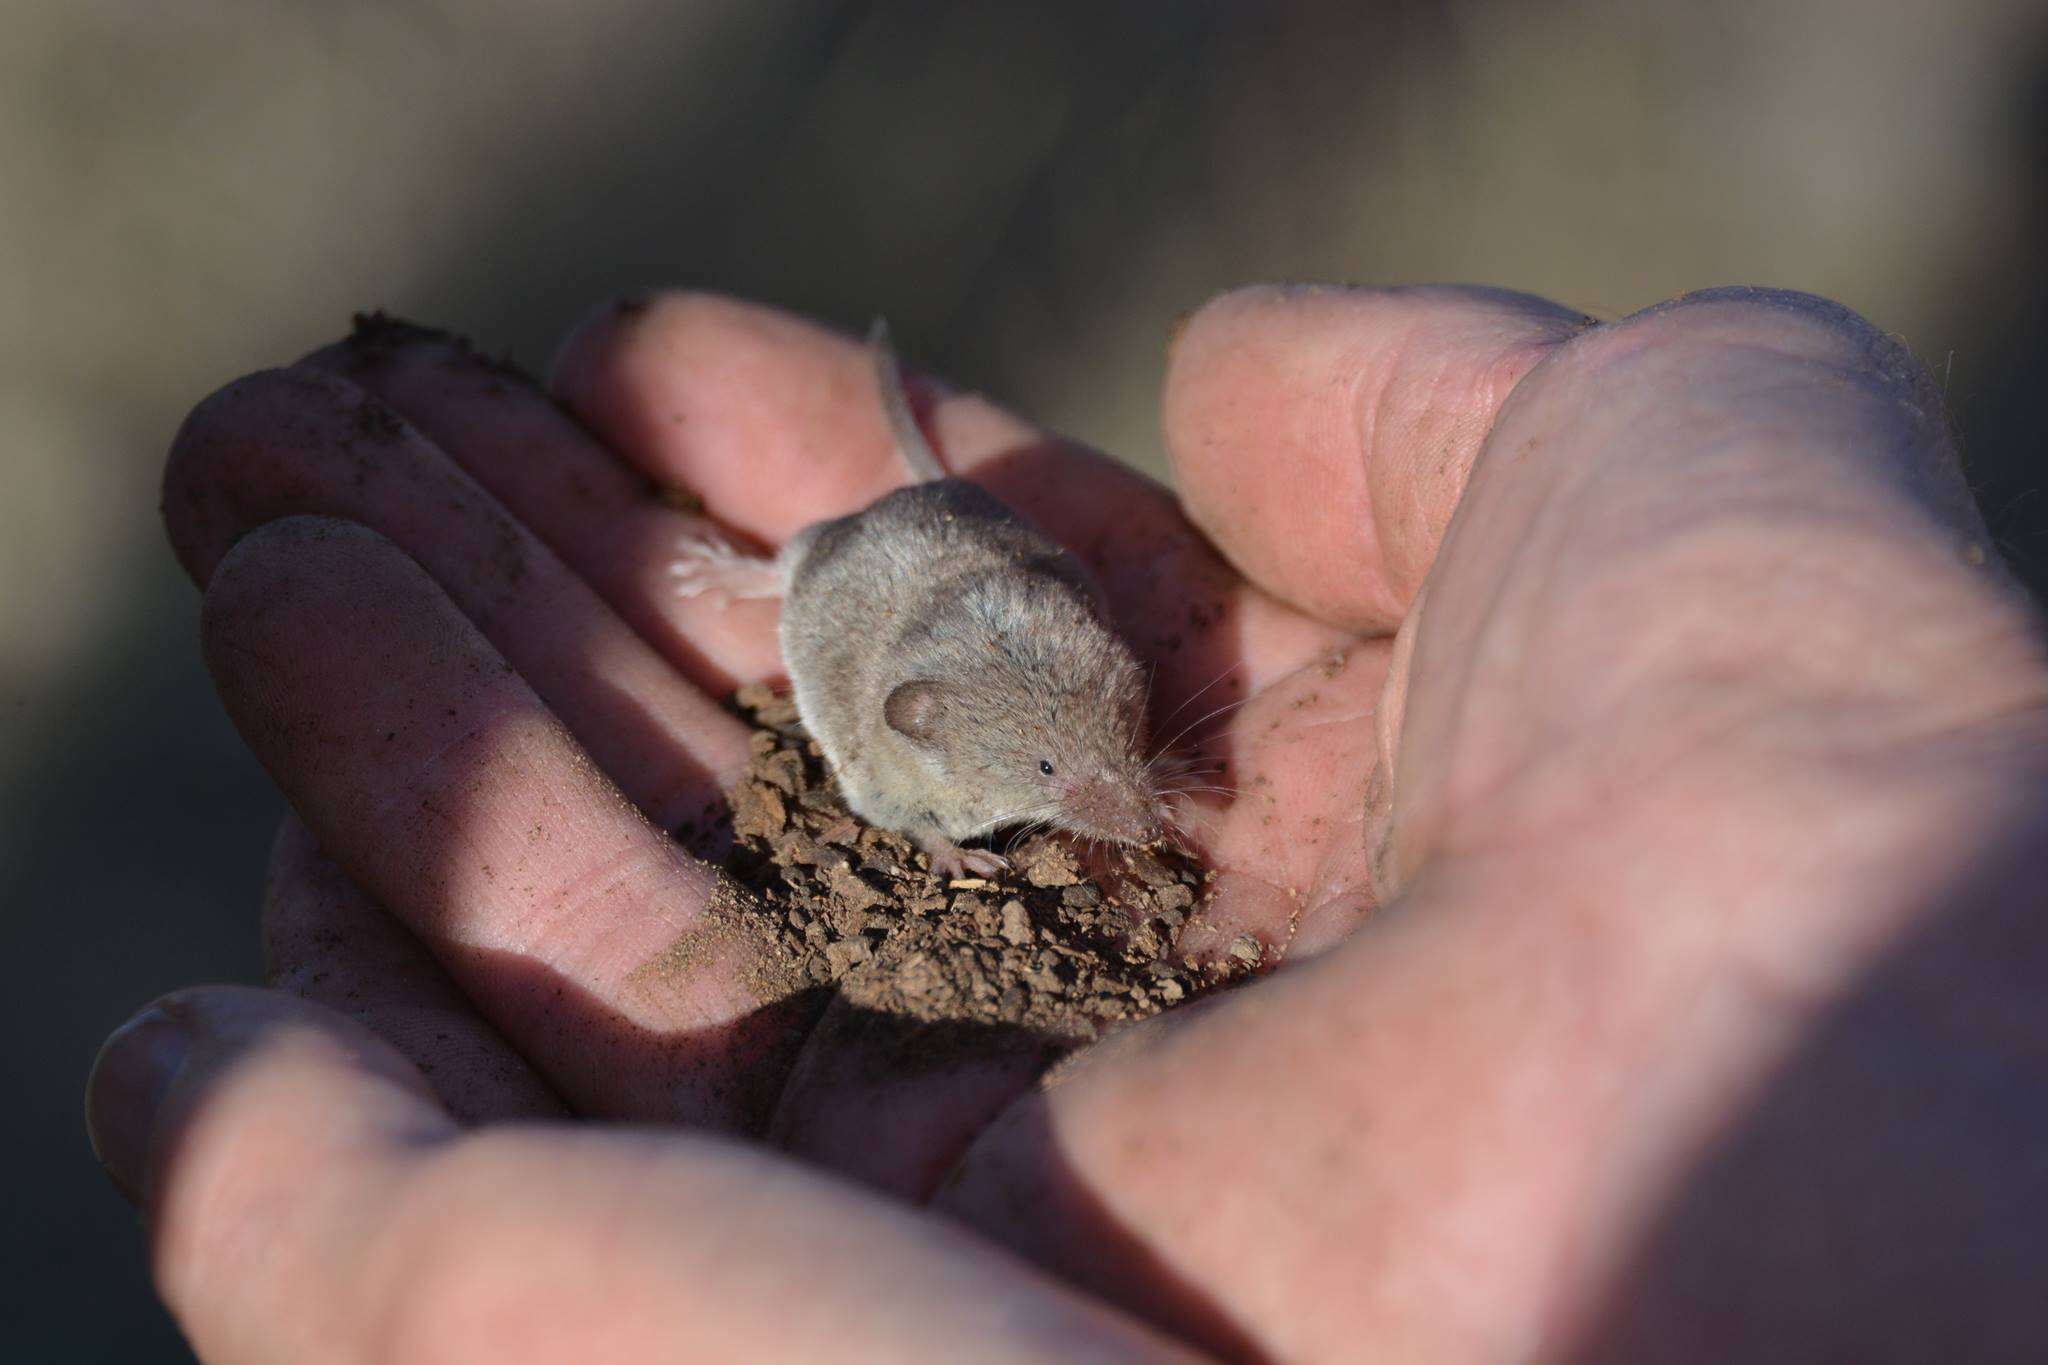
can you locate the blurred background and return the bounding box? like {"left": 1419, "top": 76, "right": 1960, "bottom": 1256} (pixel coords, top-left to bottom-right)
{"left": 5, "top": 0, "right": 2046, "bottom": 1356}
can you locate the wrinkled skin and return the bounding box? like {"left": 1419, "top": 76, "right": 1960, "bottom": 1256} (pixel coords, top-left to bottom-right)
{"left": 88, "top": 287, "right": 2048, "bottom": 1361}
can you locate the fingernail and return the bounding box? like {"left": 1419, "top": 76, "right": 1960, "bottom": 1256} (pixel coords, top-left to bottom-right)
{"left": 86, "top": 1001, "right": 193, "bottom": 1204}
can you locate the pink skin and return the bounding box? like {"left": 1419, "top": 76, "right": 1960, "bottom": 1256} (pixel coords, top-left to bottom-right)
{"left": 88, "top": 287, "right": 2048, "bottom": 1361}
{"left": 918, "top": 836, "right": 1010, "bottom": 881}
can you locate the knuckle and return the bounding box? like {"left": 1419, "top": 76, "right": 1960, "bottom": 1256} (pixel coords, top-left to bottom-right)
{"left": 1602, "top": 286, "right": 1932, "bottom": 392}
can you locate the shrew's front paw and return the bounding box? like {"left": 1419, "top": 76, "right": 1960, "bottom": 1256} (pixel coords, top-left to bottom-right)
{"left": 915, "top": 833, "right": 1010, "bottom": 880}
{"left": 668, "top": 533, "right": 783, "bottom": 604}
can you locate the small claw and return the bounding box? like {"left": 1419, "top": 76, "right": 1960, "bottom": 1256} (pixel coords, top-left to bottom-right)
{"left": 957, "top": 849, "right": 1011, "bottom": 878}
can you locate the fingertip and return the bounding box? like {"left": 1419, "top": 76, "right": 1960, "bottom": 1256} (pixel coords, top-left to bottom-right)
{"left": 547, "top": 291, "right": 665, "bottom": 398}
{"left": 294, "top": 302, "right": 791, "bottom": 693}
{"left": 553, "top": 291, "right": 806, "bottom": 391}
{"left": 161, "top": 369, "right": 268, "bottom": 584}
{"left": 196, "top": 516, "right": 524, "bottom": 831}
{"left": 89, "top": 985, "right": 459, "bottom": 1361}
{"left": 199, "top": 516, "right": 426, "bottom": 691}
{"left": 87, "top": 996, "right": 193, "bottom": 1206}
{"left": 87, "top": 985, "right": 450, "bottom": 1212}
{"left": 163, "top": 366, "right": 390, "bottom": 587}
{"left": 549, "top": 291, "right": 798, "bottom": 455}
{"left": 549, "top": 291, "right": 901, "bottom": 542}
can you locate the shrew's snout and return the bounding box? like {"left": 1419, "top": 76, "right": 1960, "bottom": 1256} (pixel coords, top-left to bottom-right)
{"left": 1065, "top": 775, "right": 1163, "bottom": 845}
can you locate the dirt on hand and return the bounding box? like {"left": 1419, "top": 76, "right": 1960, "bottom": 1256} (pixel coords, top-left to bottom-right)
{"left": 709, "top": 684, "right": 1258, "bottom": 1050}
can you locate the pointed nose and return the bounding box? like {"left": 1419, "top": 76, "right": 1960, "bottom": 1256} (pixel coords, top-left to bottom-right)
{"left": 1070, "top": 775, "right": 1162, "bottom": 845}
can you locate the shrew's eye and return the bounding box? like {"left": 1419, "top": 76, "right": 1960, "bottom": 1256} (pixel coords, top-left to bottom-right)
{"left": 1039, "top": 759, "right": 1055, "bottom": 776}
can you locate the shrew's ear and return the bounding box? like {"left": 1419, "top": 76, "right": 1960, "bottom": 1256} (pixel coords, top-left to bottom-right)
{"left": 884, "top": 679, "right": 950, "bottom": 744}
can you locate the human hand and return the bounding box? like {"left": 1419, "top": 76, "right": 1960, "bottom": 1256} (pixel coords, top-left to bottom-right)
{"left": 91, "top": 287, "right": 2048, "bottom": 1361}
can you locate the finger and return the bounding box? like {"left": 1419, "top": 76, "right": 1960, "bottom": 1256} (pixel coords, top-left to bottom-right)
{"left": 1379, "top": 288, "right": 2033, "bottom": 891}
{"left": 1164, "top": 283, "right": 1594, "bottom": 633}
{"left": 164, "top": 365, "right": 748, "bottom": 836}
{"left": 264, "top": 815, "right": 566, "bottom": 1123}
{"left": 551, "top": 294, "right": 912, "bottom": 546}
{"left": 299, "top": 318, "right": 783, "bottom": 693}
{"left": 552, "top": 292, "right": 1350, "bottom": 709}
{"left": 205, "top": 517, "right": 806, "bottom": 1126}
{"left": 86, "top": 986, "right": 456, "bottom": 1363}
{"left": 87, "top": 986, "right": 1205, "bottom": 1364}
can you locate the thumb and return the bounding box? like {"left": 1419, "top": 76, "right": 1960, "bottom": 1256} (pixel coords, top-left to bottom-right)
{"left": 1164, "top": 283, "right": 1591, "bottom": 633}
